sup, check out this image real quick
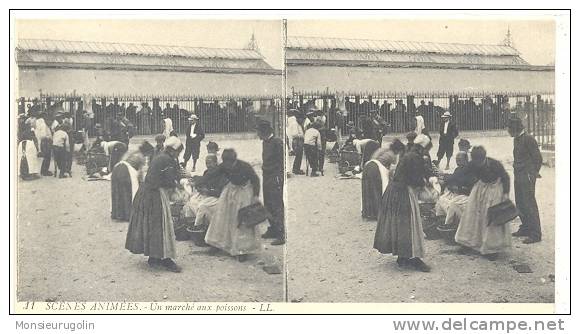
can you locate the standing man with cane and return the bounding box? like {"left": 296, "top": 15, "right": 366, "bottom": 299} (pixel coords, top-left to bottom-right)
{"left": 509, "top": 117, "right": 543, "bottom": 244}
{"left": 182, "top": 114, "right": 205, "bottom": 172}
{"left": 256, "top": 120, "right": 285, "bottom": 246}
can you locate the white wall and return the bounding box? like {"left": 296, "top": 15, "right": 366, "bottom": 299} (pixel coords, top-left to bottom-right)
{"left": 287, "top": 66, "right": 555, "bottom": 94}
{"left": 17, "top": 68, "right": 283, "bottom": 97}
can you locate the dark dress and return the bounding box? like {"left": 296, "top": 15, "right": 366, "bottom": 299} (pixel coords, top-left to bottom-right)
{"left": 125, "top": 152, "right": 179, "bottom": 259}
{"left": 374, "top": 145, "right": 428, "bottom": 258}
{"left": 111, "top": 162, "right": 135, "bottom": 221}
{"left": 361, "top": 161, "right": 383, "bottom": 219}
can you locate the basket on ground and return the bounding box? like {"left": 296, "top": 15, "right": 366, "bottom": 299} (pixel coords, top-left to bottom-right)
{"left": 85, "top": 152, "right": 109, "bottom": 175}
{"left": 337, "top": 149, "right": 360, "bottom": 174}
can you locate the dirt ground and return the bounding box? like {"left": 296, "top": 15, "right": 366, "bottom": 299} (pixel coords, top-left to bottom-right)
{"left": 286, "top": 134, "right": 556, "bottom": 303}
{"left": 16, "top": 136, "right": 285, "bottom": 302}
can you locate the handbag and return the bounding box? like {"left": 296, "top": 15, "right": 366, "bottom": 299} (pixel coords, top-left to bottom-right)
{"left": 488, "top": 199, "right": 519, "bottom": 226}
{"left": 238, "top": 202, "right": 271, "bottom": 227}
{"left": 20, "top": 141, "right": 29, "bottom": 177}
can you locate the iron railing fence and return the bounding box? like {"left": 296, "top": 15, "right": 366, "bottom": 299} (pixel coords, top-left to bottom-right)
{"left": 17, "top": 94, "right": 285, "bottom": 138}
{"left": 288, "top": 91, "right": 555, "bottom": 150}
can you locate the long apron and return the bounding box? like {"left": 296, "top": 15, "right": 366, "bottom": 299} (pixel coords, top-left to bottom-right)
{"left": 205, "top": 182, "right": 261, "bottom": 256}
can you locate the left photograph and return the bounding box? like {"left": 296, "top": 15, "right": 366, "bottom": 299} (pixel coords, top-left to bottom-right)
{"left": 14, "top": 19, "right": 286, "bottom": 302}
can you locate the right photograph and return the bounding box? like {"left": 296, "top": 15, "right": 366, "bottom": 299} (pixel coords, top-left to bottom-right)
{"left": 284, "top": 19, "right": 556, "bottom": 303}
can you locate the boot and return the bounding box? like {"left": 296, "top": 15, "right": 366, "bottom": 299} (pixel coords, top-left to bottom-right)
{"left": 161, "top": 258, "right": 182, "bottom": 273}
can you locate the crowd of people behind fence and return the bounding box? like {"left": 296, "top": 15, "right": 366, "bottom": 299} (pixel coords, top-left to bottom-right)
{"left": 289, "top": 94, "right": 553, "bottom": 135}
{"left": 18, "top": 97, "right": 280, "bottom": 139}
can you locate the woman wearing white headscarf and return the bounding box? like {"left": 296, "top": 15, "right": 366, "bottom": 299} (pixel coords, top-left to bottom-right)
{"left": 374, "top": 134, "right": 432, "bottom": 272}
{"left": 17, "top": 129, "right": 41, "bottom": 180}
{"left": 414, "top": 111, "right": 425, "bottom": 136}
{"left": 162, "top": 117, "right": 174, "bottom": 138}
{"left": 125, "top": 136, "right": 183, "bottom": 272}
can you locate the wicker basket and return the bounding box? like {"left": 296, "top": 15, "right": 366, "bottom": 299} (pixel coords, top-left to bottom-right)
{"left": 188, "top": 225, "right": 209, "bottom": 247}
{"left": 337, "top": 150, "right": 360, "bottom": 174}
{"left": 85, "top": 152, "right": 109, "bottom": 175}
{"left": 437, "top": 223, "right": 458, "bottom": 245}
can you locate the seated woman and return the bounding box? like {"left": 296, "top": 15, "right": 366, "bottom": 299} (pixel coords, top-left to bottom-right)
{"left": 205, "top": 149, "right": 262, "bottom": 262}
{"left": 435, "top": 152, "right": 477, "bottom": 227}
{"left": 183, "top": 154, "right": 228, "bottom": 229}
{"left": 207, "top": 141, "right": 220, "bottom": 156}
{"left": 361, "top": 139, "right": 404, "bottom": 220}
{"left": 111, "top": 150, "right": 147, "bottom": 222}
{"left": 455, "top": 146, "right": 511, "bottom": 260}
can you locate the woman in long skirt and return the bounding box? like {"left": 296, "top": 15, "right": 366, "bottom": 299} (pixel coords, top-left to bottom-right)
{"left": 374, "top": 134, "right": 432, "bottom": 272}
{"left": 361, "top": 139, "right": 404, "bottom": 219}
{"left": 455, "top": 146, "right": 512, "bottom": 260}
{"left": 205, "top": 149, "right": 262, "bottom": 262}
{"left": 17, "top": 130, "right": 41, "bottom": 180}
{"left": 111, "top": 151, "right": 146, "bottom": 221}
{"left": 125, "top": 136, "right": 183, "bottom": 272}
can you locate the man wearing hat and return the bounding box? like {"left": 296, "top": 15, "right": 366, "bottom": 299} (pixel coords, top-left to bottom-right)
{"left": 436, "top": 111, "right": 459, "bottom": 170}
{"left": 182, "top": 114, "right": 205, "bottom": 172}
{"left": 256, "top": 120, "right": 285, "bottom": 245}
{"left": 508, "top": 117, "right": 543, "bottom": 244}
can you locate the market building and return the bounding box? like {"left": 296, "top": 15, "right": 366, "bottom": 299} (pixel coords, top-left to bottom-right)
{"left": 16, "top": 38, "right": 282, "bottom": 97}
{"left": 285, "top": 36, "right": 554, "bottom": 93}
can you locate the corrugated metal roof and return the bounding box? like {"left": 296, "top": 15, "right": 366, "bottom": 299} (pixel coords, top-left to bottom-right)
{"left": 287, "top": 36, "right": 520, "bottom": 56}
{"left": 17, "top": 39, "right": 264, "bottom": 60}
{"left": 286, "top": 49, "right": 529, "bottom": 66}
{"left": 17, "top": 51, "right": 275, "bottom": 70}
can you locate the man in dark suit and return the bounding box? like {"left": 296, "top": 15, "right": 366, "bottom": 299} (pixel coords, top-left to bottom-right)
{"left": 436, "top": 111, "right": 459, "bottom": 170}
{"left": 256, "top": 120, "right": 285, "bottom": 246}
{"left": 509, "top": 117, "right": 543, "bottom": 244}
{"left": 182, "top": 114, "right": 205, "bottom": 171}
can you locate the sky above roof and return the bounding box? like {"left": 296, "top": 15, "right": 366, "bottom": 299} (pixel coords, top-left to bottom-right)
{"left": 288, "top": 19, "right": 555, "bottom": 66}
{"left": 14, "top": 17, "right": 556, "bottom": 68}
{"left": 15, "top": 20, "right": 284, "bottom": 69}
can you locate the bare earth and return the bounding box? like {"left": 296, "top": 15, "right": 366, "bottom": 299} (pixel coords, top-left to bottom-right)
{"left": 16, "top": 136, "right": 285, "bottom": 303}
{"left": 286, "top": 134, "right": 555, "bottom": 303}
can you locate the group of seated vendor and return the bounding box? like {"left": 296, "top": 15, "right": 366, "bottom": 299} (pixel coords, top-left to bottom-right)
{"left": 182, "top": 141, "right": 225, "bottom": 231}
{"left": 435, "top": 139, "right": 477, "bottom": 227}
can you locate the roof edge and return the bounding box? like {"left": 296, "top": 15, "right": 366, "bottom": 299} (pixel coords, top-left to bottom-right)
{"left": 285, "top": 59, "right": 555, "bottom": 71}
{"left": 17, "top": 61, "right": 283, "bottom": 75}
{"left": 16, "top": 38, "right": 267, "bottom": 61}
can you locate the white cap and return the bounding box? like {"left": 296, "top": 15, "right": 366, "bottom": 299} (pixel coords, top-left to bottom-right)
{"left": 415, "top": 134, "right": 431, "bottom": 148}
{"left": 164, "top": 136, "right": 182, "bottom": 150}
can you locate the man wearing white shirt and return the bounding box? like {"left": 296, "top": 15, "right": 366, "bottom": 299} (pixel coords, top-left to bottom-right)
{"left": 303, "top": 121, "right": 323, "bottom": 177}
{"left": 287, "top": 109, "right": 305, "bottom": 175}
{"left": 35, "top": 112, "right": 53, "bottom": 176}
{"left": 182, "top": 114, "right": 205, "bottom": 172}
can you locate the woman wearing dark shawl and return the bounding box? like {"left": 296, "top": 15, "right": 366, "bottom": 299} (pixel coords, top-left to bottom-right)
{"left": 125, "top": 136, "right": 183, "bottom": 272}
{"left": 374, "top": 134, "right": 432, "bottom": 272}
{"left": 205, "top": 149, "right": 262, "bottom": 262}
{"left": 111, "top": 151, "right": 146, "bottom": 222}
{"left": 455, "top": 146, "right": 511, "bottom": 260}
